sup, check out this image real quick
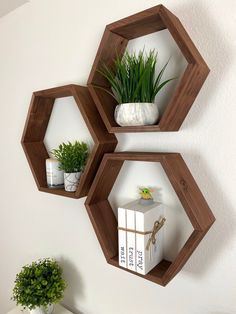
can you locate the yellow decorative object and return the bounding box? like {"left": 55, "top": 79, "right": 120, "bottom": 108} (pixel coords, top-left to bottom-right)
{"left": 139, "top": 187, "right": 154, "bottom": 200}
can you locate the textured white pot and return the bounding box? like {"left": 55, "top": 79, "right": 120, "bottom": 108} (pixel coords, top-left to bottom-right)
{"left": 64, "top": 172, "right": 81, "bottom": 192}
{"left": 114, "top": 102, "right": 159, "bottom": 126}
{"left": 30, "top": 304, "right": 54, "bottom": 314}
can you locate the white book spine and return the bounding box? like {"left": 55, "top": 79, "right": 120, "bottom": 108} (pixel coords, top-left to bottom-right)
{"left": 118, "top": 207, "right": 127, "bottom": 268}
{"left": 126, "top": 209, "right": 136, "bottom": 271}
{"left": 136, "top": 211, "right": 145, "bottom": 275}
{"left": 136, "top": 205, "right": 164, "bottom": 275}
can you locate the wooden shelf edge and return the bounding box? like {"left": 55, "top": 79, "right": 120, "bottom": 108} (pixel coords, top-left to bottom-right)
{"left": 22, "top": 84, "right": 118, "bottom": 199}
{"left": 108, "top": 256, "right": 171, "bottom": 286}
{"left": 39, "top": 187, "right": 79, "bottom": 199}
{"left": 85, "top": 152, "right": 215, "bottom": 286}
{"left": 87, "top": 5, "right": 210, "bottom": 133}
{"left": 110, "top": 125, "right": 161, "bottom": 133}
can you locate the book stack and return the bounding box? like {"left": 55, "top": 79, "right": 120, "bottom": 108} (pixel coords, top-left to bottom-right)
{"left": 118, "top": 199, "right": 164, "bottom": 275}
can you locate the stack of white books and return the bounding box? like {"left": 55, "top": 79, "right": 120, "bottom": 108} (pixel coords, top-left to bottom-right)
{"left": 118, "top": 199, "right": 164, "bottom": 275}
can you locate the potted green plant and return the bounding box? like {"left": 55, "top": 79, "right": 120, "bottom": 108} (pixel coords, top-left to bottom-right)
{"left": 52, "top": 141, "right": 89, "bottom": 192}
{"left": 98, "top": 49, "right": 175, "bottom": 126}
{"left": 12, "top": 258, "right": 66, "bottom": 314}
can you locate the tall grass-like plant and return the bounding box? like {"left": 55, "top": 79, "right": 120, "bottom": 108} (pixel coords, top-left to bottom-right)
{"left": 12, "top": 258, "right": 66, "bottom": 311}
{"left": 98, "top": 49, "right": 175, "bottom": 104}
{"left": 51, "top": 141, "right": 89, "bottom": 173}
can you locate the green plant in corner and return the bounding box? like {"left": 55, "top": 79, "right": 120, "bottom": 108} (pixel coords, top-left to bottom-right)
{"left": 98, "top": 49, "right": 175, "bottom": 104}
{"left": 51, "top": 141, "right": 89, "bottom": 173}
{"left": 12, "top": 258, "right": 66, "bottom": 311}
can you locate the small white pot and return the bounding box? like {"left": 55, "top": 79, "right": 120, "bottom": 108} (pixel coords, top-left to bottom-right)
{"left": 30, "top": 304, "right": 54, "bottom": 314}
{"left": 64, "top": 172, "right": 81, "bottom": 192}
{"left": 114, "top": 102, "right": 159, "bottom": 126}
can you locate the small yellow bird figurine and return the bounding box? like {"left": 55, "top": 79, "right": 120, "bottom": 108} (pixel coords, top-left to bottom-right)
{"left": 139, "top": 187, "right": 154, "bottom": 200}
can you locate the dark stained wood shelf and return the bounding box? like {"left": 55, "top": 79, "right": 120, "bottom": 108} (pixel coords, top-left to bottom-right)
{"left": 39, "top": 187, "right": 77, "bottom": 199}
{"left": 108, "top": 256, "right": 171, "bottom": 286}
{"left": 21, "top": 84, "right": 117, "bottom": 199}
{"left": 87, "top": 5, "right": 210, "bottom": 133}
{"left": 85, "top": 152, "right": 215, "bottom": 286}
{"left": 20, "top": 4, "right": 214, "bottom": 288}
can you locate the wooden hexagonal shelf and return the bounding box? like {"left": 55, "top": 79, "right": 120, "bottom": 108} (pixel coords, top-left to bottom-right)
{"left": 87, "top": 4, "right": 210, "bottom": 133}
{"left": 85, "top": 152, "right": 215, "bottom": 286}
{"left": 21, "top": 84, "right": 117, "bottom": 199}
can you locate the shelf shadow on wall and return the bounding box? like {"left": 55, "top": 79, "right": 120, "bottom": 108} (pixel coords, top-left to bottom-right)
{"left": 181, "top": 152, "right": 236, "bottom": 278}
{"left": 173, "top": 0, "right": 233, "bottom": 130}
{"left": 60, "top": 257, "right": 85, "bottom": 314}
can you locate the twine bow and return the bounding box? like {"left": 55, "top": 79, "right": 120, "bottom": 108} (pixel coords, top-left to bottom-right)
{"left": 145, "top": 218, "right": 166, "bottom": 251}
{"left": 117, "top": 217, "right": 166, "bottom": 251}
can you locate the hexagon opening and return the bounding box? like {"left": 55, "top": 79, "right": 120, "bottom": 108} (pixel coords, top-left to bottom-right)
{"left": 108, "top": 160, "right": 193, "bottom": 262}
{"left": 85, "top": 152, "right": 215, "bottom": 286}
{"left": 44, "top": 96, "right": 94, "bottom": 154}
{"left": 87, "top": 5, "right": 210, "bottom": 133}
{"left": 21, "top": 84, "right": 117, "bottom": 199}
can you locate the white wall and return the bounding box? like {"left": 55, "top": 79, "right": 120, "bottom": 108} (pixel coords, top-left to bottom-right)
{"left": 0, "top": 0, "right": 236, "bottom": 313}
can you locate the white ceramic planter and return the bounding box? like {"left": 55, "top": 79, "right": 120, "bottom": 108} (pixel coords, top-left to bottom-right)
{"left": 30, "top": 304, "right": 54, "bottom": 314}
{"left": 64, "top": 172, "right": 81, "bottom": 192}
{"left": 114, "top": 102, "right": 159, "bottom": 126}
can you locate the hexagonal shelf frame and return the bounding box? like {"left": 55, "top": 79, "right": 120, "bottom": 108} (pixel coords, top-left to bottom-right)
{"left": 87, "top": 5, "right": 210, "bottom": 133}
{"left": 21, "top": 84, "right": 117, "bottom": 199}
{"left": 85, "top": 152, "right": 215, "bottom": 286}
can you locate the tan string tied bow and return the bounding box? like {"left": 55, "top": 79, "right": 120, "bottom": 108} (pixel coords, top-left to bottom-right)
{"left": 118, "top": 217, "right": 166, "bottom": 251}
{"left": 145, "top": 217, "right": 166, "bottom": 251}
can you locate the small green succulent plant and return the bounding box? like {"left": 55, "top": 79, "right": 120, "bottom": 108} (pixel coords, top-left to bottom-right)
{"left": 51, "top": 141, "right": 89, "bottom": 173}
{"left": 12, "top": 258, "right": 66, "bottom": 310}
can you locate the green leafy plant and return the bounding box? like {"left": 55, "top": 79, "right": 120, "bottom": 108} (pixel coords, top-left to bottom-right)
{"left": 12, "top": 258, "right": 66, "bottom": 310}
{"left": 51, "top": 141, "right": 89, "bottom": 173}
{"left": 98, "top": 49, "right": 175, "bottom": 104}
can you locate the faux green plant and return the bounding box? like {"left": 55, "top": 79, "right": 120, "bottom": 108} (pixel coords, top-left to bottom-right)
{"left": 12, "top": 258, "right": 66, "bottom": 310}
{"left": 51, "top": 141, "right": 89, "bottom": 173}
{"left": 98, "top": 49, "right": 175, "bottom": 104}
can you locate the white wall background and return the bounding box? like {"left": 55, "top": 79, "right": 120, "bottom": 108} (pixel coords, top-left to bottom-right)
{"left": 0, "top": 0, "right": 236, "bottom": 313}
